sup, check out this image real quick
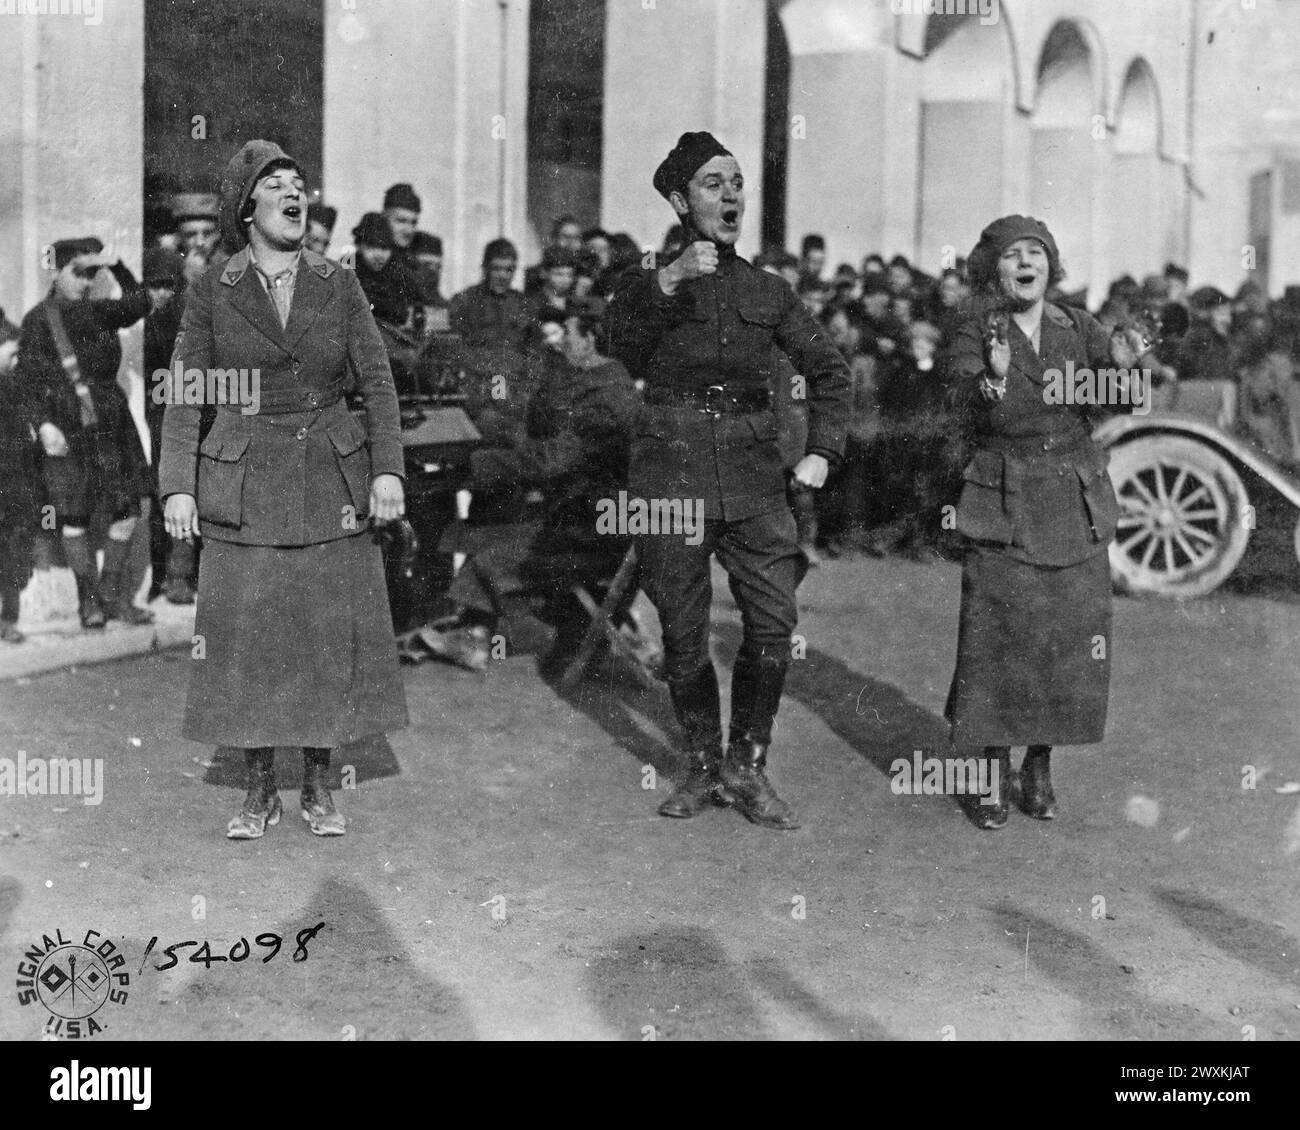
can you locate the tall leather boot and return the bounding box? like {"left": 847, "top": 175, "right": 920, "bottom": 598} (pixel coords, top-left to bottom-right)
{"left": 62, "top": 534, "right": 105, "bottom": 630}
{"left": 658, "top": 661, "right": 725, "bottom": 818}
{"left": 227, "top": 747, "right": 281, "bottom": 839}
{"left": 964, "top": 746, "right": 1011, "bottom": 830}
{"left": 1019, "top": 744, "right": 1057, "bottom": 819}
{"left": 100, "top": 537, "right": 154, "bottom": 625}
{"left": 718, "top": 654, "right": 800, "bottom": 830}
{"left": 301, "top": 747, "right": 346, "bottom": 836}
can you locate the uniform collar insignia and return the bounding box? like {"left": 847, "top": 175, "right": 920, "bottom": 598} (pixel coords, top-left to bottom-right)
{"left": 221, "top": 246, "right": 334, "bottom": 286}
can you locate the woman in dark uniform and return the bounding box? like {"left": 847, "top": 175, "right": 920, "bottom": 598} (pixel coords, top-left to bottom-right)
{"left": 160, "top": 141, "right": 408, "bottom": 839}
{"left": 945, "top": 215, "right": 1147, "bottom": 829}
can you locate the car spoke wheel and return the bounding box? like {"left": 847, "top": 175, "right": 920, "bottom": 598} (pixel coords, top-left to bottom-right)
{"left": 1107, "top": 436, "right": 1250, "bottom": 598}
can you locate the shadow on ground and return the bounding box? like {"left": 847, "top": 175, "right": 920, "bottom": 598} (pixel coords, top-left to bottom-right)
{"left": 586, "top": 925, "right": 892, "bottom": 1040}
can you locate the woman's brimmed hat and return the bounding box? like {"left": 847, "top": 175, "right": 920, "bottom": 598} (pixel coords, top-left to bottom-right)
{"left": 967, "top": 215, "right": 1060, "bottom": 291}
{"left": 220, "top": 140, "right": 303, "bottom": 251}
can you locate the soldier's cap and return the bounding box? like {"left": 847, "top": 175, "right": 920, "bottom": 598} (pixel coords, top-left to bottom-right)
{"left": 53, "top": 237, "right": 104, "bottom": 270}
{"left": 541, "top": 246, "right": 580, "bottom": 271}
{"left": 172, "top": 192, "right": 221, "bottom": 221}
{"left": 383, "top": 183, "right": 422, "bottom": 213}
{"left": 411, "top": 231, "right": 443, "bottom": 257}
{"left": 653, "top": 131, "right": 733, "bottom": 201}
{"left": 308, "top": 203, "right": 338, "bottom": 231}
{"left": 967, "top": 215, "right": 1060, "bottom": 290}
{"left": 352, "top": 212, "right": 395, "bottom": 249}
{"left": 1163, "top": 261, "right": 1189, "bottom": 283}
{"left": 220, "top": 140, "right": 304, "bottom": 252}
{"left": 143, "top": 245, "right": 185, "bottom": 286}
{"left": 1190, "top": 285, "right": 1230, "bottom": 310}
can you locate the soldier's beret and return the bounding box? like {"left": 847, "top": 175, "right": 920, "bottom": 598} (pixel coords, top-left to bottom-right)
{"left": 53, "top": 237, "right": 104, "bottom": 269}
{"left": 383, "top": 183, "right": 422, "bottom": 213}
{"left": 352, "top": 212, "right": 394, "bottom": 249}
{"left": 653, "top": 132, "right": 733, "bottom": 201}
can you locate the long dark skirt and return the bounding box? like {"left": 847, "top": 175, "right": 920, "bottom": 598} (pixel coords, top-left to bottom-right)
{"left": 184, "top": 535, "right": 408, "bottom": 748}
{"left": 945, "top": 546, "right": 1111, "bottom": 748}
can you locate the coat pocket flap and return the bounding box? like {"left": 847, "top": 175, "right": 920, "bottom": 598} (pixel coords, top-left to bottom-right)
{"left": 200, "top": 433, "right": 250, "bottom": 462}
{"left": 326, "top": 420, "right": 368, "bottom": 456}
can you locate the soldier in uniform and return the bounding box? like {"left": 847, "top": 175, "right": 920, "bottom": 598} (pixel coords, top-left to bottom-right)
{"left": 607, "top": 132, "right": 851, "bottom": 830}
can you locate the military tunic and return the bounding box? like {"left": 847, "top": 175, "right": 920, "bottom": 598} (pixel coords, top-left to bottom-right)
{"left": 607, "top": 246, "right": 851, "bottom": 680}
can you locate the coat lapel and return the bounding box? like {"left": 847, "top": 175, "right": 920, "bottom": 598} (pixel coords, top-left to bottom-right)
{"left": 1008, "top": 318, "right": 1046, "bottom": 387}
{"left": 219, "top": 250, "right": 288, "bottom": 352}
{"left": 282, "top": 253, "right": 336, "bottom": 352}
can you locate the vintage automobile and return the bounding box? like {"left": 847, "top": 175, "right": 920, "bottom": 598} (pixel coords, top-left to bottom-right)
{"left": 1095, "top": 378, "right": 1300, "bottom": 598}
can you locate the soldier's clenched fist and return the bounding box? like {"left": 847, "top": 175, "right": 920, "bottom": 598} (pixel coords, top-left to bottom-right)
{"left": 657, "top": 241, "right": 719, "bottom": 296}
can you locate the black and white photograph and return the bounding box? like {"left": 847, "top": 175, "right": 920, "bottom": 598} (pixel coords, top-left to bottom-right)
{"left": 1, "top": 0, "right": 1298, "bottom": 1087}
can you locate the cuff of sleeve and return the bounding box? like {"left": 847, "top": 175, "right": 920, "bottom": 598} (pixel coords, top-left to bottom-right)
{"left": 807, "top": 446, "right": 841, "bottom": 469}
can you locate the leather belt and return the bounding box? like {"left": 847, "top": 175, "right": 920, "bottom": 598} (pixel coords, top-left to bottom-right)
{"left": 249, "top": 378, "right": 347, "bottom": 415}
{"left": 645, "top": 384, "right": 772, "bottom": 414}
{"left": 980, "top": 429, "right": 1094, "bottom": 459}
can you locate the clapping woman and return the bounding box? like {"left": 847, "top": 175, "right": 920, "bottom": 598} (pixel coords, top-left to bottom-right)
{"left": 945, "top": 216, "right": 1147, "bottom": 829}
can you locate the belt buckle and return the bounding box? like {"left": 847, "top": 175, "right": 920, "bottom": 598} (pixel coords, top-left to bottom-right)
{"left": 703, "top": 384, "right": 727, "bottom": 415}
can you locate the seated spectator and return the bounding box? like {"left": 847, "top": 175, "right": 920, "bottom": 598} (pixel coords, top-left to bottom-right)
{"left": 382, "top": 182, "right": 422, "bottom": 266}
{"left": 305, "top": 203, "right": 337, "bottom": 257}
{"left": 870, "top": 320, "right": 961, "bottom": 559}
{"left": 886, "top": 254, "right": 914, "bottom": 296}
{"left": 598, "top": 232, "right": 641, "bottom": 298}
{"left": 799, "top": 233, "right": 827, "bottom": 289}
{"left": 859, "top": 275, "right": 895, "bottom": 355}
{"left": 584, "top": 228, "right": 612, "bottom": 275}
{"left": 929, "top": 267, "right": 968, "bottom": 345}
{"left": 351, "top": 212, "right": 420, "bottom": 331}
{"left": 1234, "top": 332, "right": 1300, "bottom": 465}
{"left": 0, "top": 315, "right": 37, "bottom": 643}
{"left": 448, "top": 239, "right": 532, "bottom": 431}
{"left": 526, "top": 247, "right": 578, "bottom": 333}
{"left": 797, "top": 278, "right": 832, "bottom": 319}
{"left": 526, "top": 214, "right": 584, "bottom": 294}
{"left": 410, "top": 231, "right": 449, "bottom": 332}
{"left": 831, "top": 262, "right": 860, "bottom": 304}
{"left": 1177, "top": 286, "right": 1235, "bottom": 382}
{"left": 821, "top": 305, "right": 885, "bottom": 555}
{"left": 861, "top": 253, "right": 886, "bottom": 280}
{"left": 1163, "top": 262, "right": 1190, "bottom": 308}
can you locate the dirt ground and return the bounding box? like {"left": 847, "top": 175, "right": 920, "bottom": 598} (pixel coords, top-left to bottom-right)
{"left": 2, "top": 542, "right": 1298, "bottom": 1041}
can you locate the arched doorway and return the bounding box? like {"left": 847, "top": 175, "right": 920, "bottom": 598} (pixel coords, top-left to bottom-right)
{"left": 1109, "top": 59, "right": 1163, "bottom": 284}
{"left": 526, "top": 0, "right": 606, "bottom": 249}
{"left": 1029, "top": 20, "right": 1102, "bottom": 298}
